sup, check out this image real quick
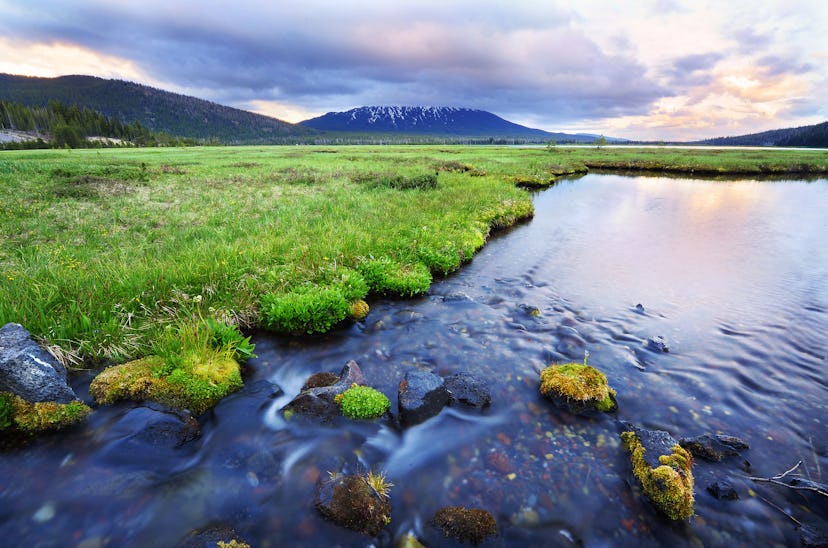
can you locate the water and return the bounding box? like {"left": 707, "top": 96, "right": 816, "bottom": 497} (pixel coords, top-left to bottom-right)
{"left": 2, "top": 174, "right": 826, "bottom": 546}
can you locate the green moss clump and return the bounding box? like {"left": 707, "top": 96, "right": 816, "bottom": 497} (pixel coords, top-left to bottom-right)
{"left": 539, "top": 362, "right": 617, "bottom": 413}
{"left": 621, "top": 431, "right": 695, "bottom": 520}
{"left": 261, "top": 285, "right": 350, "bottom": 334}
{"left": 357, "top": 257, "right": 432, "bottom": 297}
{"left": 0, "top": 392, "right": 91, "bottom": 433}
{"left": 90, "top": 353, "right": 242, "bottom": 415}
{"left": 340, "top": 385, "right": 390, "bottom": 420}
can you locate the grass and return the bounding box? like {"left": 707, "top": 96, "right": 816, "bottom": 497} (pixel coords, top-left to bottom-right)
{"left": 1, "top": 145, "right": 825, "bottom": 367}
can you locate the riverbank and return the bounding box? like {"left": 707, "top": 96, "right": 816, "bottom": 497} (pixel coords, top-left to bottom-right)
{"left": 1, "top": 145, "right": 826, "bottom": 368}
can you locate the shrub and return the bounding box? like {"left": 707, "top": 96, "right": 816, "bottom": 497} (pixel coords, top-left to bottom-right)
{"left": 340, "top": 385, "right": 390, "bottom": 419}
{"left": 261, "top": 285, "right": 350, "bottom": 334}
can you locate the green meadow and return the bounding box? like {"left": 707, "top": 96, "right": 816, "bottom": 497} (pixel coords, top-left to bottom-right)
{"left": 1, "top": 145, "right": 826, "bottom": 367}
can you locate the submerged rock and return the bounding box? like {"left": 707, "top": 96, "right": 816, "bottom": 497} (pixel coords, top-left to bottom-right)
{"left": 706, "top": 480, "right": 739, "bottom": 500}
{"left": 0, "top": 323, "right": 77, "bottom": 403}
{"left": 282, "top": 360, "right": 364, "bottom": 419}
{"left": 444, "top": 372, "right": 491, "bottom": 409}
{"left": 645, "top": 336, "right": 670, "bottom": 353}
{"left": 679, "top": 433, "right": 749, "bottom": 462}
{"left": 175, "top": 524, "right": 250, "bottom": 548}
{"left": 539, "top": 362, "right": 617, "bottom": 414}
{"left": 314, "top": 472, "right": 392, "bottom": 537}
{"left": 620, "top": 423, "right": 695, "bottom": 520}
{"left": 430, "top": 506, "right": 497, "bottom": 545}
{"left": 398, "top": 370, "right": 450, "bottom": 426}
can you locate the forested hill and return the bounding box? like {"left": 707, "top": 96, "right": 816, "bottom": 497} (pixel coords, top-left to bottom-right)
{"left": 697, "top": 121, "right": 828, "bottom": 147}
{"left": 0, "top": 73, "right": 312, "bottom": 144}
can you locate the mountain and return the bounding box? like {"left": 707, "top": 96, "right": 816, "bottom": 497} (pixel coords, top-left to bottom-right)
{"left": 697, "top": 121, "right": 828, "bottom": 147}
{"left": 0, "top": 73, "right": 312, "bottom": 143}
{"left": 300, "top": 106, "right": 606, "bottom": 143}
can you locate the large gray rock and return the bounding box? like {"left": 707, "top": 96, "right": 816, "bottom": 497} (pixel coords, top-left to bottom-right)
{"left": 398, "top": 370, "right": 450, "bottom": 426}
{"left": 282, "top": 360, "right": 364, "bottom": 419}
{"left": 0, "top": 323, "right": 78, "bottom": 403}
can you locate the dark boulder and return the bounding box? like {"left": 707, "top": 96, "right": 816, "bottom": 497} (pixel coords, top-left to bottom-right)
{"left": 445, "top": 372, "right": 491, "bottom": 409}
{"left": 0, "top": 323, "right": 78, "bottom": 403}
{"left": 282, "top": 360, "right": 364, "bottom": 419}
{"left": 679, "top": 433, "right": 749, "bottom": 462}
{"left": 398, "top": 370, "right": 450, "bottom": 426}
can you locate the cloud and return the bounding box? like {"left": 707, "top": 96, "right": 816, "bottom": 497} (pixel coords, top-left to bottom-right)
{"left": 0, "top": 0, "right": 825, "bottom": 140}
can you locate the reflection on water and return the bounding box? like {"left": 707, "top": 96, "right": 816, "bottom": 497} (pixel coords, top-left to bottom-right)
{"left": 1, "top": 174, "right": 826, "bottom": 546}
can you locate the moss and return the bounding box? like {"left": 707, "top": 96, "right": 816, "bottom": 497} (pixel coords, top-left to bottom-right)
{"left": 340, "top": 385, "right": 390, "bottom": 419}
{"left": 539, "top": 362, "right": 617, "bottom": 413}
{"left": 621, "top": 430, "right": 695, "bottom": 520}
{"left": 0, "top": 392, "right": 91, "bottom": 433}
{"left": 0, "top": 392, "right": 12, "bottom": 429}
{"left": 349, "top": 299, "right": 370, "bottom": 320}
{"left": 89, "top": 353, "right": 242, "bottom": 415}
{"left": 431, "top": 506, "right": 497, "bottom": 545}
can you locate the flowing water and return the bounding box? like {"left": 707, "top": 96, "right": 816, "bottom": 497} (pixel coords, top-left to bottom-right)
{"left": 2, "top": 174, "right": 827, "bottom": 547}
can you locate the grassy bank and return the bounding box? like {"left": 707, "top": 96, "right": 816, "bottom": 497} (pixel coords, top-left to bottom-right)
{"left": 1, "top": 145, "right": 826, "bottom": 367}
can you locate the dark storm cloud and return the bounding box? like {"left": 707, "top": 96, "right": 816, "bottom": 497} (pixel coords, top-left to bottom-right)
{"left": 0, "top": 0, "right": 666, "bottom": 126}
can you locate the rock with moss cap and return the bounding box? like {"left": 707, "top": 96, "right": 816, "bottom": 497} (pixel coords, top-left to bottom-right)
{"left": 539, "top": 362, "right": 617, "bottom": 414}
{"left": 282, "top": 360, "right": 365, "bottom": 419}
{"left": 0, "top": 391, "right": 90, "bottom": 435}
{"left": 314, "top": 471, "right": 392, "bottom": 537}
{"left": 90, "top": 354, "right": 243, "bottom": 416}
{"left": 430, "top": 506, "right": 497, "bottom": 545}
{"left": 620, "top": 423, "right": 695, "bottom": 520}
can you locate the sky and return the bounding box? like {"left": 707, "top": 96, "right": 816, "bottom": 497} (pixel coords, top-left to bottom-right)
{"left": 0, "top": 0, "right": 826, "bottom": 140}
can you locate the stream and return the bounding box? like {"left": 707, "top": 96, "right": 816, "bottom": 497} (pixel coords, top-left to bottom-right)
{"left": 2, "top": 173, "right": 827, "bottom": 547}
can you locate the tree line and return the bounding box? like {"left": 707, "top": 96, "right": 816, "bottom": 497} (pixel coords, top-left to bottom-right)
{"left": 0, "top": 99, "right": 194, "bottom": 149}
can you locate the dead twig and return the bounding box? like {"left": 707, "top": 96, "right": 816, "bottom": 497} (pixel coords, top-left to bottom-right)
{"left": 749, "top": 461, "right": 828, "bottom": 498}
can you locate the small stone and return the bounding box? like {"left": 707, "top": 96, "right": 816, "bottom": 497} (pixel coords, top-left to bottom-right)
{"left": 645, "top": 336, "right": 669, "bottom": 353}
{"left": 314, "top": 473, "right": 391, "bottom": 537}
{"left": 32, "top": 502, "right": 56, "bottom": 523}
{"left": 706, "top": 480, "right": 739, "bottom": 500}
{"left": 0, "top": 323, "right": 78, "bottom": 403}
{"left": 679, "top": 433, "right": 749, "bottom": 462}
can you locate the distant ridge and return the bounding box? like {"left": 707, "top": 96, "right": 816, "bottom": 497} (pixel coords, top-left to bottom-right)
{"left": 301, "top": 106, "right": 612, "bottom": 143}
{"left": 0, "top": 73, "right": 312, "bottom": 143}
{"left": 696, "top": 121, "right": 828, "bottom": 148}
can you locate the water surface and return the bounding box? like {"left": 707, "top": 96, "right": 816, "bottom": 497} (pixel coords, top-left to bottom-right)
{"left": 1, "top": 174, "right": 826, "bottom": 546}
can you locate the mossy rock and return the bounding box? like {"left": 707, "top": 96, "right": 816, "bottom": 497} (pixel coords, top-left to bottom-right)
{"left": 621, "top": 426, "right": 695, "bottom": 520}
{"left": 348, "top": 299, "right": 370, "bottom": 321}
{"left": 90, "top": 354, "right": 243, "bottom": 415}
{"left": 539, "top": 362, "right": 617, "bottom": 413}
{"left": 0, "top": 391, "right": 90, "bottom": 433}
{"left": 315, "top": 472, "right": 392, "bottom": 537}
{"left": 431, "top": 506, "right": 497, "bottom": 545}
